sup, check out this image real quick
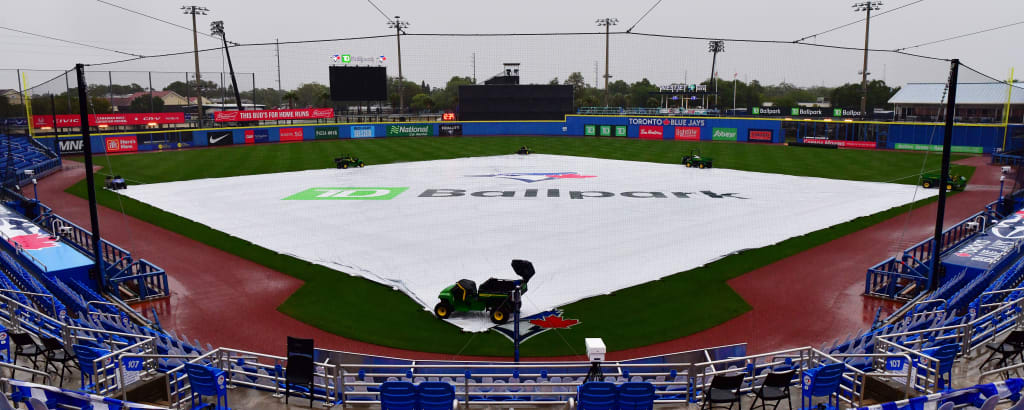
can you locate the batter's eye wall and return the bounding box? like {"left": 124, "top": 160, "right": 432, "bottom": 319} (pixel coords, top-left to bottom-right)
{"left": 458, "top": 85, "right": 574, "bottom": 121}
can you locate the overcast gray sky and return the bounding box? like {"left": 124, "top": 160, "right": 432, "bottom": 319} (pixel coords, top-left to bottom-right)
{"left": 2, "top": 0, "right": 1022, "bottom": 93}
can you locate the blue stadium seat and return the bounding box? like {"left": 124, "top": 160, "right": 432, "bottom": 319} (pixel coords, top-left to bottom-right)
{"left": 379, "top": 381, "right": 417, "bottom": 410}
{"left": 417, "top": 381, "right": 456, "bottom": 410}
{"left": 577, "top": 381, "right": 617, "bottom": 410}
{"left": 184, "top": 362, "right": 229, "bottom": 410}
{"left": 618, "top": 382, "right": 656, "bottom": 410}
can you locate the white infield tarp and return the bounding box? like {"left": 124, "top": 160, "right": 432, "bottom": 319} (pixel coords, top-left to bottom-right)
{"left": 118, "top": 154, "right": 934, "bottom": 331}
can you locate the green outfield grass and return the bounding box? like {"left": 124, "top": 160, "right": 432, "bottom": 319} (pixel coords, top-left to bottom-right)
{"left": 66, "top": 137, "right": 974, "bottom": 356}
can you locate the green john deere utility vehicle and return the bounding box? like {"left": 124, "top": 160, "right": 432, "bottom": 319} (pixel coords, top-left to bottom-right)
{"left": 434, "top": 260, "right": 535, "bottom": 324}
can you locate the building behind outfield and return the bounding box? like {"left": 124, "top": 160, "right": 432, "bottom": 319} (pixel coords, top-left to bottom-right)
{"left": 890, "top": 82, "right": 1024, "bottom": 123}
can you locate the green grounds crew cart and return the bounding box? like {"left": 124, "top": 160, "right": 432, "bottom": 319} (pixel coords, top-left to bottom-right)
{"left": 681, "top": 149, "right": 713, "bottom": 169}
{"left": 921, "top": 173, "right": 967, "bottom": 191}
{"left": 334, "top": 154, "right": 365, "bottom": 169}
{"left": 434, "top": 260, "right": 535, "bottom": 324}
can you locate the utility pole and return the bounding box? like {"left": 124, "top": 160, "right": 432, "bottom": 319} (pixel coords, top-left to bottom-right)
{"left": 182, "top": 5, "right": 209, "bottom": 126}
{"left": 596, "top": 18, "right": 618, "bottom": 107}
{"left": 854, "top": 1, "right": 882, "bottom": 117}
{"left": 472, "top": 53, "right": 476, "bottom": 84}
{"left": 275, "top": 38, "right": 282, "bottom": 93}
{"left": 211, "top": 20, "right": 243, "bottom": 111}
{"left": 708, "top": 40, "right": 725, "bottom": 109}
{"left": 388, "top": 16, "right": 410, "bottom": 114}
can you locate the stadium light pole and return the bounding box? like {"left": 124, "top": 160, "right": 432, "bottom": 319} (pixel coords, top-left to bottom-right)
{"left": 853, "top": 1, "right": 882, "bottom": 117}
{"left": 707, "top": 40, "right": 725, "bottom": 110}
{"left": 182, "top": 6, "right": 208, "bottom": 126}
{"left": 388, "top": 17, "right": 410, "bottom": 115}
{"left": 596, "top": 18, "right": 618, "bottom": 107}
{"left": 211, "top": 21, "right": 244, "bottom": 111}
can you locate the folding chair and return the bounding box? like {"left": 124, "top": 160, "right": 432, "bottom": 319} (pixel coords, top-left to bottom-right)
{"left": 700, "top": 373, "right": 746, "bottom": 410}
{"left": 285, "top": 336, "right": 315, "bottom": 407}
{"left": 749, "top": 370, "right": 795, "bottom": 410}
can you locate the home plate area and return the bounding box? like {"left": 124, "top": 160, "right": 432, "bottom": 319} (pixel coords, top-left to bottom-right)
{"left": 117, "top": 154, "right": 934, "bottom": 332}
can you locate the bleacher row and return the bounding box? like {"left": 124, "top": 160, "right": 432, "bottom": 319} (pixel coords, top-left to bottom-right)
{"left": 0, "top": 135, "right": 60, "bottom": 185}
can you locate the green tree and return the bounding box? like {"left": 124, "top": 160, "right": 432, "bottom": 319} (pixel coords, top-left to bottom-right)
{"left": 830, "top": 80, "right": 898, "bottom": 112}
{"left": 628, "top": 79, "right": 660, "bottom": 108}
{"left": 409, "top": 93, "right": 435, "bottom": 111}
{"left": 163, "top": 80, "right": 218, "bottom": 98}
{"left": 387, "top": 78, "right": 423, "bottom": 111}
{"left": 282, "top": 91, "right": 299, "bottom": 109}
{"left": 430, "top": 76, "right": 475, "bottom": 111}
{"left": 90, "top": 96, "right": 112, "bottom": 114}
{"left": 293, "top": 82, "right": 329, "bottom": 108}
{"left": 88, "top": 83, "right": 144, "bottom": 97}
{"left": 128, "top": 95, "right": 165, "bottom": 113}
{"left": 564, "top": 72, "right": 587, "bottom": 96}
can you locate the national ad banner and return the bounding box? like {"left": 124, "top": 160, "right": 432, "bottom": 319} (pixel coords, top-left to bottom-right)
{"left": 674, "top": 126, "right": 700, "bottom": 141}
{"left": 213, "top": 108, "right": 334, "bottom": 122}
{"left": 387, "top": 124, "right": 433, "bottom": 137}
{"left": 105, "top": 136, "right": 138, "bottom": 153}
{"left": 314, "top": 126, "right": 340, "bottom": 140}
{"left": 207, "top": 130, "right": 233, "bottom": 146}
{"left": 244, "top": 129, "right": 269, "bottom": 144}
{"left": 33, "top": 113, "right": 184, "bottom": 128}
{"left": 748, "top": 129, "right": 773, "bottom": 142}
{"left": 712, "top": 128, "right": 738, "bottom": 141}
{"left": 638, "top": 125, "right": 664, "bottom": 140}
{"left": 351, "top": 125, "right": 375, "bottom": 138}
{"left": 894, "top": 143, "right": 984, "bottom": 154}
{"left": 439, "top": 124, "right": 463, "bottom": 136}
{"left": 279, "top": 128, "right": 304, "bottom": 142}
{"left": 801, "top": 139, "right": 876, "bottom": 149}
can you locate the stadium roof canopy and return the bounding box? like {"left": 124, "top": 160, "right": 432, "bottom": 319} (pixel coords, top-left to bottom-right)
{"left": 889, "top": 83, "right": 1024, "bottom": 105}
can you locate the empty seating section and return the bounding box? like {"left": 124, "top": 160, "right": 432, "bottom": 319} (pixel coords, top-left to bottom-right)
{"left": 0, "top": 135, "right": 59, "bottom": 185}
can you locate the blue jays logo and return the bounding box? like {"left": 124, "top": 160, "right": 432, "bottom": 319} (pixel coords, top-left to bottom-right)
{"left": 492, "top": 309, "right": 581, "bottom": 343}
{"left": 467, "top": 172, "right": 597, "bottom": 183}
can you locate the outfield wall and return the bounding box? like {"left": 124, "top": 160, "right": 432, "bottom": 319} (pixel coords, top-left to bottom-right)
{"left": 37, "top": 116, "right": 1016, "bottom": 155}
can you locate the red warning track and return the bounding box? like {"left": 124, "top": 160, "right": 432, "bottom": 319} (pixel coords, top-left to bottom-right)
{"left": 38, "top": 155, "right": 1005, "bottom": 360}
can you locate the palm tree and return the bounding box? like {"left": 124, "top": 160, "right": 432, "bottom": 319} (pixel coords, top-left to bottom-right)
{"left": 282, "top": 91, "right": 299, "bottom": 109}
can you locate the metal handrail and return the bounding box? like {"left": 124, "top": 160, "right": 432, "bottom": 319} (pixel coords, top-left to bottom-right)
{"left": 0, "top": 289, "right": 56, "bottom": 320}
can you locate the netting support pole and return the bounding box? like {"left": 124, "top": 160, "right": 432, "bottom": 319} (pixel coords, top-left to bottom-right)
{"left": 929, "top": 58, "right": 959, "bottom": 292}
{"left": 75, "top": 63, "right": 106, "bottom": 292}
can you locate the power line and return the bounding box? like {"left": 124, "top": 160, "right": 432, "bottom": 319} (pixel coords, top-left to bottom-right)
{"left": 366, "top": 0, "right": 395, "bottom": 24}
{"left": 0, "top": 25, "right": 142, "bottom": 57}
{"left": 94, "top": 0, "right": 237, "bottom": 45}
{"left": 794, "top": 0, "right": 926, "bottom": 43}
{"left": 896, "top": 20, "right": 1024, "bottom": 51}
{"left": 626, "top": 0, "right": 663, "bottom": 33}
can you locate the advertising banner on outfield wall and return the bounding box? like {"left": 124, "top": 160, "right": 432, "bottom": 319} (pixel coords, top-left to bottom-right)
{"left": 244, "top": 129, "right": 269, "bottom": 144}
{"left": 314, "top": 127, "right": 339, "bottom": 140}
{"left": 638, "top": 125, "right": 664, "bottom": 140}
{"left": 58, "top": 138, "right": 84, "bottom": 155}
{"left": 789, "top": 107, "right": 827, "bottom": 117}
{"left": 748, "top": 129, "right": 773, "bottom": 142}
{"left": 750, "top": 107, "right": 782, "bottom": 116}
{"left": 674, "top": 126, "right": 700, "bottom": 140}
{"left": 105, "top": 136, "right": 137, "bottom": 153}
{"left": 213, "top": 108, "right": 334, "bottom": 122}
{"left": 279, "top": 128, "right": 304, "bottom": 142}
{"left": 802, "top": 139, "right": 876, "bottom": 149}
{"left": 894, "top": 143, "right": 984, "bottom": 154}
{"left": 33, "top": 113, "right": 184, "bottom": 128}
{"left": 351, "top": 125, "right": 375, "bottom": 138}
{"left": 712, "top": 128, "right": 738, "bottom": 141}
{"left": 584, "top": 124, "right": 597, "bottom": 136}
{"left": 207, "top": 130, "right": 233, "bottom": 146}
{"left": 387, "top": 124, "right": 433, "bottom": 137}
{"left": 439, "top": 124, "right": 463, "bottom": 136}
